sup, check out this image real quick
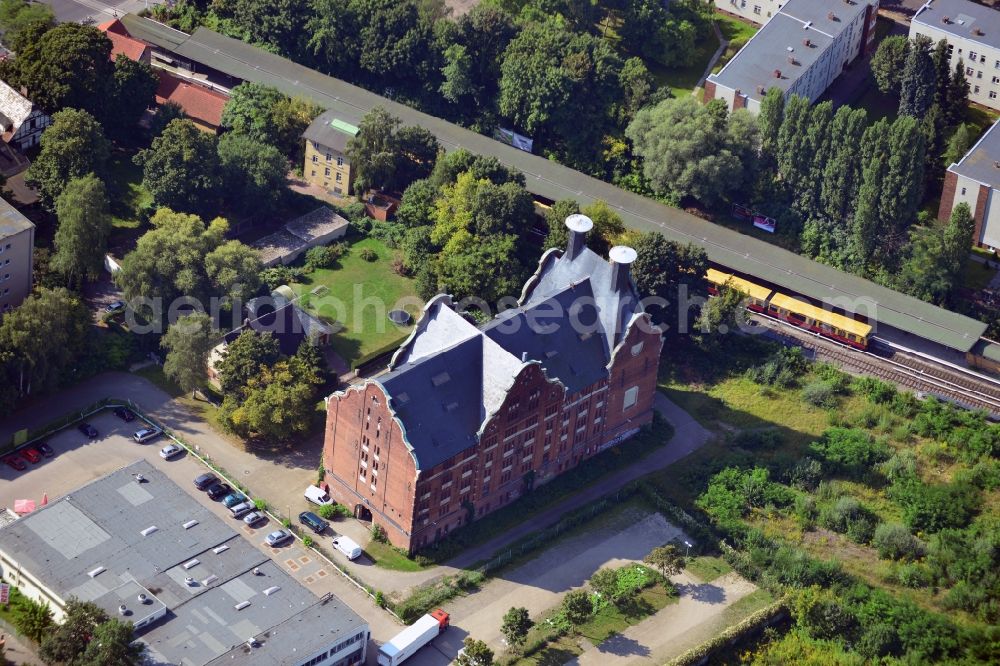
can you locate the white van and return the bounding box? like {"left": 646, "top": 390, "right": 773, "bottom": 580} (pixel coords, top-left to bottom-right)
{"left": 333, "top": 536, "right": 362, "bottom": 560}
{"left": 304, "top": 485, "right": 333, "bottom": 506}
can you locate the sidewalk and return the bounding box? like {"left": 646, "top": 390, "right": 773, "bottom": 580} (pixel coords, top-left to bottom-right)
{"left": 445, "top": 393, "right": 714, "bottom": 569}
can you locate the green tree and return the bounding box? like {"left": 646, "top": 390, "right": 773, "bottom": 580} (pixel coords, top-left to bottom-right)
{"left": 819, "top": 106, "right": 867, "bottom": 223}
{"left": 347, "top": 106, "right": 400, "bottom": 193}
{"left": 697, "top": 284, "right": 747, "bottom": 348}
{"left": 455, "top": 637, "right": 494, "bottom": 666}
{"left": 0, "top": 287, "right": 89, "bottom": 399}
{"left": 775, "top": 95, "right": 813, "bottom": 199}
{"left": 11, "top": 596, "right": 52, "bottom": 643}
{"left": 931, "top": 39, "right": 952, "bottom": 110}
{"left": 8, "top": 23, "right": 113, "bottom": 114}
{"left": 626, "top": 97, "right": 758, "bottom": 202}
{"left": 134, "top": 118, "right": 220, "bottom": 214}
{"left": 580, "top": 200, "right": 625, "bottom": 256}
{"left": 436, "top": 231, "right": 524, "bottom": 305}
{"left": 204, "top": 239, "right": 264, "bottom": 303}
{"left": 272, "top": 95, "right": 322, "bottom": 164}
{"left": 440, "top": 43, "right": 474, "bottom": 105}
{"left": 116, "top": 208, "right": 232, "bottom": 309}
{"left": 76, "top": 619, "right": 144, "bottom": 666}
{"left": 871, "top": 35, "right": 910, "bottom": 95}
{"left": 213, "top": 0, "right": 311, "bottom": 57}
{"left": 38, "top": 600, "right": 109, "bottom": 665}
{"left": 51, "top": 173, "right": 111, "bottom": 288}
{"left": 879, "top": 115, "right": 926, "bottom": 258}
{"left": 162, "top": 312, "right": 216, "bottom": 397}
{"left": 943, "top": 202, "right": 975, "bottom": 270}
{"left": 943, "top": 123, "right": 974, "bottom": 166}
{"left": 220, "top": 357, "right": 320, "bottom": 440}
{"left": 899, "top": 36, "right": 936, "bottom": 118}
{"left": 542, "top": 198, "right": 581, "bottom": 250}
{"left": 24, "top": 108, "right": 110, "bottom": 206}
{"left": 619, "top": 0, "right": 701, "bottom": 68}
{"left": 946, "top": 59, "right": 970, "bottom": 126}
{"left": 397, "top": 178, "right": 439, "bottom": 228}
{"left": 108, "top": 54, "right": 158, "bottom": 139}
{"left": 0, "top": 0, "right": 54, "bottom": 52}
{"left": 798, "top": 101, "right": 834, "bottom": 214}
{"left": 588, "top": 567, "right": 620, "bottom": 604}
{"left": 500, "top": 606, "right": 532, "bottom": 652}
{"left": 217, "top": 132, "right": 288, "bottom": 215}
{"left": 219, "top": 82, "right": 286, "bottom": 144}
{"left": 449, "top": 4, "right": 517, "bottom": 116}
{"left": 562, "top": 589, "right": 593, "bottom": 625}
{"left": 631, "top": 231, "right": 708, "bottom": 328}
{"left": 757, "top": 86, "right": 785, "bottom": 181}
{"left": 216, "top": 329, "right": 281, "bottom": 395}
{"left": 619, "top": 56, "right": 654, "bottom": 119}
{"left": 644, "top": 545, "right": 686, "bottom": 578}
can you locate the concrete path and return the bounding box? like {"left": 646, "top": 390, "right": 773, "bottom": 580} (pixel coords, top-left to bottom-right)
{"left": 0, "top": 631, "right": 42, "bottom": 666}
{"left": 568, "top": 572, "right": 758, "bottom": 666}
{"left": 446, "top": 393, "right": 713, "bottom": 569}
{"left": 695, "top": 20, "right": 728, "bottom": 90}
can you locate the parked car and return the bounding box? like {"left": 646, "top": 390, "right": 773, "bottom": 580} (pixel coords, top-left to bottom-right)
{"left": 104, "top": 300, "right": 126, "bottom": 314}
{"left": 304, "top": 485, "right": 333, "bottom": 506}
{"left": 243, "top": 511, "right": 267, "bottom": 528}
{"left": 77, "top": 422, "right": 98, "bottom": 438}
{"left": 20, "top": 447, "right": 41, "bottom": 464}
{"left": 159, "top": 443, "right": 183, "bottom": 460}
{"left": 265, "top": 529, "right": 293, "bottom": 547}
{"left": 114, "top": 407, "right": 135, "bottom": 422}
{"left": 132, "top": 427, "right": 162, "bottom": 444}
{"left": 229, "top": 501, "right": 255, "bottom": 519}
{"left": 298, "top": 511, "right": 328, "bottom": 534}
{"left": 206, "top": 482, "right": 232, "bottom": 501}
{"left": 333, "top": 536, "right": 362, "bottom": 560}
{"left": 36, "top": 442, "right": 54, "bottom": 458}
{"left": 193, "top": 472, "right": 219, "bottom": 490}
{"left": 4, "top": 455, "right": 25, "bottom": 471}
{"left": 222, "top": 492, "right": 247, "bottom": 508}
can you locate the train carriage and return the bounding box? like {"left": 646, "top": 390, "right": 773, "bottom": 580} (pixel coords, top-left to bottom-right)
{"left": 706, "top": 268, "right": 771, "bottom": 312}
{"left": 767, "top": 292, "right": 872, "bottom": 350}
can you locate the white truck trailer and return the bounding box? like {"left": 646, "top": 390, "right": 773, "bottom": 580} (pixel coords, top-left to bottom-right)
{"left": 377, "top": 609, "right": 450, "bottom": 666}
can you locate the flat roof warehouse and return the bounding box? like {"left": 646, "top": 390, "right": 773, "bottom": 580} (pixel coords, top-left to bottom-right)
{"left": 0, "top": 461, "right": 368, "bottom": 666}
{"left": 120, "top": 15, "right": 989, "bottom": 354}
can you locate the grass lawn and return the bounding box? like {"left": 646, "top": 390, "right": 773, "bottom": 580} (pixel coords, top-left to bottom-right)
{"left": 711, "top": 13, "right": 758, "bottom": 75}
{"left": 650, "top": 12, "right": 757, "bottom": 98}
{"left": 577, "top": 584, "right": 679, "bottom": 645}
{"left": 290, "top": 237, "right": 421, "bottom": 367}
{"left": 961, "top": 257, "right": 997, "bottom": 291}
{"left": 365, "top": 539, "right": 429, "bottom": 572}
{"left": 686, "top": 555, "right": 733, "bottom": 583}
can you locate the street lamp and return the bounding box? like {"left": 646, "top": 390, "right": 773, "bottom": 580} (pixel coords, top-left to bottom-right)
{"left": 683, "top": 540, "right": 692, "bottom": 558}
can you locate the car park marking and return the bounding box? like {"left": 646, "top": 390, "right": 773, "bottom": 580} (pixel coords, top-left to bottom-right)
{"left": 299, "top": 556, "right": 311, "bottom": 564}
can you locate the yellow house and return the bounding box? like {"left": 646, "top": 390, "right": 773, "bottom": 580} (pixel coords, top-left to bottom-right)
{"left": 303, "top": 112, "right": 358, "bottom": 196}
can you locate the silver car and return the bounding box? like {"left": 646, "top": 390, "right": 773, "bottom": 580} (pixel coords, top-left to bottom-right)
{"left": 159, "top": 443, "right": 183, "bottom": 460}
{"left": 243, "top": 511, "right": 267, "bottom": 528}
{"left": 265, "top": 529, "right": 292, "bottom": 547}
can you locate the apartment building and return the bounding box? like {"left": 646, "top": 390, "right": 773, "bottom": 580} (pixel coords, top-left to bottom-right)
{"left": 910, "top": 0, "right": 1000, "bottom": 112}
{"left": 321, "top": 216, "right": 663, "bottom": 553}
{"left": 0, "top": 196, "right": 34, "bottom": 313}
{"left": 303, "top": 111, "right": 357, "bottom": 196}
{"left": 715, "top": 0, "right": 785, "bottom": 26}
{"left": 940, "top": 117, "right": 1000, "bottom": 250}
{"left": 706, "top": 0, "right": 878, "bottom": 113}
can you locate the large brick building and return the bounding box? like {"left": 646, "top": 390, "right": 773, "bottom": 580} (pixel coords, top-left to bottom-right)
{"left": 321, "top": 216, "right": 663, "bottom": 552}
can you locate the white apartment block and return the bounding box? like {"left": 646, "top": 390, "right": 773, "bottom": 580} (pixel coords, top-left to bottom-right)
{"left": 0, "top": 195, "right": 34, "bottom": 313}
{"left": 716, "top": 0, "right": 785, "bottom": 26}
{"left": 940, "top": 118, "right": 1000, "bottom": 251}
{"left": 910, "top": 0, "right": 1000, "bottom": 112}
{"left": 706, "top": 0, "right": 879, "bottom": 114}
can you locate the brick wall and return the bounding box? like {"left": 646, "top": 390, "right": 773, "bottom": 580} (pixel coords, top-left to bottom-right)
{"left": 703, "top": 80, "right": 717, "bottom": 104}
{"left": 938, "top": 170, "right": 958, "bottom": 223}
{"left": 975, "top": 184, "right": 990, "bottom": 248}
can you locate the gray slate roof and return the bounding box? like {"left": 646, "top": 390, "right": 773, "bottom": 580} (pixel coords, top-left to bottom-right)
{"left": 0, "top": 460, "right": 365, "bottom": 666}
{"left": 373, "top": 242, "right": 643, "bottom": 470}
{"left": 948, "top": 117, "right": 1000, "bottom": 186}
{"left": 710, "top": 0, "right": 872, "bottom": 106}
{"left": 0, "top": 79, "right": 34, "bottom": 134}
{"left": 913, "top": 0, "right": 1000, "bottom": 47}
{"left": 0, "top": 194, "right": 33, "bottom": 238}
{"left": 302, "top": 110, "right": 359, "bottom": 152}
{"left": 119, "top": 14, "right": 990, "bottom": 353}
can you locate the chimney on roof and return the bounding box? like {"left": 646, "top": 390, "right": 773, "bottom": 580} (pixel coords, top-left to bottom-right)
{"left": 609, "top": 246, "right": 637, "bottom": 293}
{"left": 564, "top": 214, "right": 593, "bottom": 261}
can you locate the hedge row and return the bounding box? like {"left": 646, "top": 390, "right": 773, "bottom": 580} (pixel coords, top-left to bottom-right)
{"left": 667, "top": 599, "right": 788, "bottom": 666}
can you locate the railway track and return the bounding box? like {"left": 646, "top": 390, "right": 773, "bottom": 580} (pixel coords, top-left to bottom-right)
{"left": 750, "top": 316, "right": 1000, "bottom": 418}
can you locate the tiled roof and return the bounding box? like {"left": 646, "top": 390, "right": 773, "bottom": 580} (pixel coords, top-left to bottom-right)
{"left": 98, "top": 19, "right": 149, "bottom": 62}
{"left": 155, "top": 70, "right": 227, "bottom": 129}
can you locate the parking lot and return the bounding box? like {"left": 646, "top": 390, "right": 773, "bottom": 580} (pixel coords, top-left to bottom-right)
{"left": 0, "top": 407, "right": 403, "bottom": 663}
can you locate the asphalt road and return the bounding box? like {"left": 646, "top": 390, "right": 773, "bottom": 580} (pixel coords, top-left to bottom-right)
{"left": 33, "top": 0, "right": 155, "bottom": 26}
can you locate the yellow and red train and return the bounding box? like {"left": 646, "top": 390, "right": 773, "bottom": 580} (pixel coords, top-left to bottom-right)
{"left": 707, "top": 268, "right": 873, "bottom": 350}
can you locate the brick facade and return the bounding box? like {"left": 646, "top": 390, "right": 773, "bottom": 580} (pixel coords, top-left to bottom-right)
{"left": 975, "top": 184, "right": 990, "bottom": 249}
{"left": 703, "top": 80, "right": 717, "bottom": 103}
{"left": 938, "top": 170, "right": 959, "bottom": 223}
{"left": 321, "top": 224, "right": 663, "bottom": 553}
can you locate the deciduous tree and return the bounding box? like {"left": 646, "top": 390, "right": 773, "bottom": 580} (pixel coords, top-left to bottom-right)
{"left": 108, "top": 54, "right": 158, "bottom": 140}
{"left": 11, "top": 595, "right": 52, "bottom": 643}
{"left": 644, "top": 545, "right": 686, "bottom": 578}
{"left": 0, "top": 0, "right": 54, "bottom": 52}
{"left": 25, "top": 108, "right": 110, "bottom": 207}
{"left": 871, "top": 35, "right": 910, "bottom": 95}
{"left": 455, "top": 637, "right": 494, "bottom": 666}
{"left": 162, "top": 312, "right": 216, "bottom": 397}
{"left": 134, "top": 119, "right": 220, "bottom": 214}
{"left": 39, "top": 601, "right": 109, "bottom": 665}
{"left": 216, "top": 330, "right": 280, "bottom": 397}
{"left": 52, "top": 174, "right": 111, "bottom": 288}
{"left": 631, "top": 231, "right": 708, "bottom": 328}
{"left": 217, "top": 132, "right": 288, "bottom": 215}
{"left": 76, "top": 619, "right": 144, "bottom": 666}
{"left": 500, "top": 607, "right": 532, "bottom": 652}
{"left": 562, "top": 589, "right": 593, "bottom": 625}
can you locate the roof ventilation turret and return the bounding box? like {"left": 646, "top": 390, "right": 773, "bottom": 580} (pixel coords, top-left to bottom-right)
{"left": 138, "top": 593, "right": 148, "bottom": 604}
{"left": 118, "top": 604, "right": 128, "bottom": 616}
{"left": 564, "top": 214, "right": 593, "bottom": 261}
{"left": 609, "top": 246, "right": 637, "bottom": 293}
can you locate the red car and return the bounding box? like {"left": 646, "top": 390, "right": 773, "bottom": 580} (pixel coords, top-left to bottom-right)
{"left": 20, "top": 447, "right": 41, "bottom": 464}
{"left": 4, "top": 455, "right": 26, "bottom": 471}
